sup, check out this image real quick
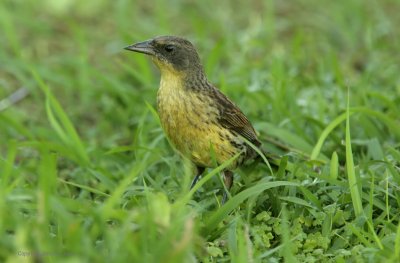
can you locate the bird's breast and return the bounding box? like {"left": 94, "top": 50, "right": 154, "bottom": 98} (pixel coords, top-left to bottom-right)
{"left": 156, "top": 76, "right": 245, "bottom": 168}
{"left": 157, "top": 76, "right": 213, "bottom": 151}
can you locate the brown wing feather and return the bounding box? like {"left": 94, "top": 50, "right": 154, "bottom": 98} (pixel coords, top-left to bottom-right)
{"left": 212, "top": 88, "right": 261, "bottom": 147}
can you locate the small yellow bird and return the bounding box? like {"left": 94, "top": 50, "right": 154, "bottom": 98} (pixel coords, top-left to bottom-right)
{"left": 125, "top": 36, "right": 264, "bottom": 202}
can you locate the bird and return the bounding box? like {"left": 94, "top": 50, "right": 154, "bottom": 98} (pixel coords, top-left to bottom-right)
{"left": 124, "top": 36, "right": 266, "bottom": 203}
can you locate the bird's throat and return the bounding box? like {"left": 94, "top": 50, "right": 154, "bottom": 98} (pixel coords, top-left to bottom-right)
{"left": 158, "top": 67, "right": 186, "bottom": 93}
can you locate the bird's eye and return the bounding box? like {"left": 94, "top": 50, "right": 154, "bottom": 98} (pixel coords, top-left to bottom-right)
{"left": 164, "top": 45, "right": 175, "bottom": 53}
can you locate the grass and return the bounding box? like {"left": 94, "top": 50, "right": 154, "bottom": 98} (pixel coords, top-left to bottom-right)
{"left": 1, "top": 0, "right": 400, "bottom": 262}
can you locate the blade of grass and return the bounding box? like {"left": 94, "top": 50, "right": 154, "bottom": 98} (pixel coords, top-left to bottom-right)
{"left": 395, "top": 221, "right": 400, "bottom": 258}
{"left": 227, "top": 219, "right": 251, "bottom": 263}
{"left": 58, "top": 178, "right": 110, "bottom": 197}
{"left": 368, "top": 170, "right": 375, "bottom": 224}
{"left": 279, "top": 196, "right": 315, "bottom": 209}
{"left": 31, "top": 70, "right": 90, "bottom": 165}
{"left": 345, "top": 91, "right": 363, "bottom": 218}
{"left": 299, "top": 186, "right": 323, "bottom": 210}
{"left": 365, "top": 220, "right": 384, "bottom": 250}
{"left": 311, "top": 112, "right": 349, "bottom": 160}
{"left": 385, "top": 169, "right": 390, "bottom": 222}
{"left": 330, "top": 151, "right": 339, "bottom": 180}
{"left": 280, "top": 205, "right": 298, "bottom": 263}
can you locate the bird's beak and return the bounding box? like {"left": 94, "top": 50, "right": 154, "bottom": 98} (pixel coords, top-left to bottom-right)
{"left": 124, "top": 40, "right": 155, "bottom": 55}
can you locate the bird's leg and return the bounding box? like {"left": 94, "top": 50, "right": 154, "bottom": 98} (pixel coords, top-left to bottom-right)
{"left": 190, "top": 166, "right": 205, "bottom": 189}
{"left": 221, "top": 170, "right": 234, "bottom": 204}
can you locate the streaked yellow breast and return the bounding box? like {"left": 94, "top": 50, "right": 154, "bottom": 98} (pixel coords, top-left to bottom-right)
{"left": 156, "top": 70, "right": 242, "bottom": 168}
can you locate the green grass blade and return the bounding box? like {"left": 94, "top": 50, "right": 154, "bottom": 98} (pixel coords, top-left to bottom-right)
{"left": 395, "top": 221, "right": 400, "bottom": 258}
{"left": 345, "top": 92, "right": 363, "bottom": 218}
{"left": 365, "top": 220, "right": 383, "bottom": 250}
{"left": 31, "top": 70, "right": 90, "bottom": 165}
{"left": 330, "top": 151, "right": 339, "bottom": 180}
{"left": 281, "top": 205, "right": 298, "bottom": 263}
{"left": 279, "top": 196, "right": 315, "bottom": 209}
{"left": 58, "top": 178, "right": 110, "bottom": 197}
{"left": 299, "top": 186, "right": 323, "bottom": 210}
{"left": 311, "top": 112, "right": 348, "bottom": 160}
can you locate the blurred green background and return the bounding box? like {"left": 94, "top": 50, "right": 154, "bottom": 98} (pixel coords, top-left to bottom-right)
{"left": 1, "top": 0, "right": 400, "bottom": 262}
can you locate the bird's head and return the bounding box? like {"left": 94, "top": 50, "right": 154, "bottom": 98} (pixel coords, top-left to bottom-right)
{"left": 125, "top": 36, "right": 203, "bottom": 76}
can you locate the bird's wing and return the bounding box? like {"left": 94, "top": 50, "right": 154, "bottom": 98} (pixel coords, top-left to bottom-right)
{"left": 212, "top": 88, "right": 261, "bottom": 147}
